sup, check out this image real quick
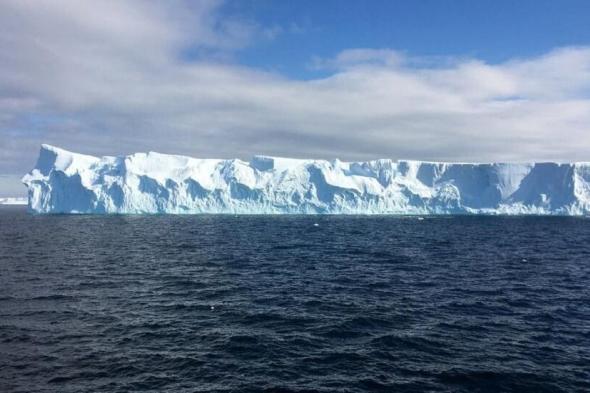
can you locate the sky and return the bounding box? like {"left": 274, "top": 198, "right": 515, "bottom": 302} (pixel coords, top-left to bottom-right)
{"left": 1, "top": 0, "right": 590, "bottom": 196}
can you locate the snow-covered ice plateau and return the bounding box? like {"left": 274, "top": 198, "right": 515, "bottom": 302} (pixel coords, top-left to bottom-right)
{"left": 22, "top": 144, "right": 590, "bottom": 215}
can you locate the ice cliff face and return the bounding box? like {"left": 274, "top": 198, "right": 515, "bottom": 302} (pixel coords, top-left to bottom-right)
{"left": 22, "top": 145, "right": 590, "bottom": 215}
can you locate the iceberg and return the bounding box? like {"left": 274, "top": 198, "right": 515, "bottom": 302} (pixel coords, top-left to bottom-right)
{"left": 22, "top": 144, "right": 590, "bottom": 215}
{"left": 0, "top": 197, "right": 27, "bottom": 205}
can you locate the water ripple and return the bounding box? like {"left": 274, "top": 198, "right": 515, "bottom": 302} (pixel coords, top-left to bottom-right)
{"left": 0, "top": 207, "right": 589, "bottom": 392}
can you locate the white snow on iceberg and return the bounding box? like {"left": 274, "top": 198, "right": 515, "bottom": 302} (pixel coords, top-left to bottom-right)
{"left": 22, "top": 145, "right": 590, "bottom": 215}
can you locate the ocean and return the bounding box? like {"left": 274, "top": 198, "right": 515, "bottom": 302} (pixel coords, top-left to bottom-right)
{"left": 1, "top": 206, "right": 589, "bottom": 392}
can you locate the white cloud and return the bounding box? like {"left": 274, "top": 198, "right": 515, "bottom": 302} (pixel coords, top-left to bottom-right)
{"left": 1, "top": 0, "right": 590, "bottom": 197}
{"left": 310, "top": 49, "right": 404, "bottom": 70}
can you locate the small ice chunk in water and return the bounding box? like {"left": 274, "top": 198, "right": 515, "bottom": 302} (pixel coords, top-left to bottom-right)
{"left": 313, "top": 223, "right": 319, "bottom": 227}
{"left": 210, "top": 306, "right": 215, "bottom": 311}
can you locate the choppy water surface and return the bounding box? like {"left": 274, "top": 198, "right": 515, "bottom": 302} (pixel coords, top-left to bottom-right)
{"left": 0, "top": 206, "right": 589, "bottom": 392}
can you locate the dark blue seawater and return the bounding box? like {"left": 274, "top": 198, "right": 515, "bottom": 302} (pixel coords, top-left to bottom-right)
{"left": 1, "top": 206, "right": 589, "bottom": 392}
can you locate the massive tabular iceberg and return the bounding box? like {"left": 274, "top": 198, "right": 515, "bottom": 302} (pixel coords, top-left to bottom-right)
{"left": 22, "top": 144, "right": 590, "bottom": 215}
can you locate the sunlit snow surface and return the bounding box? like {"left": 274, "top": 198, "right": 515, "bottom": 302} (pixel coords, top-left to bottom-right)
{"left": 22, "top": 144, "right": 590, "bottom": 214}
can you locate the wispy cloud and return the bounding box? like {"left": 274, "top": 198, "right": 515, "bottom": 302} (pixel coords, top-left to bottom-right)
{"left": 1, "top": 0, "right": 589, "bottom": 190}
{"left": 309, "top": 49, "right": 404, "bottom": 70}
